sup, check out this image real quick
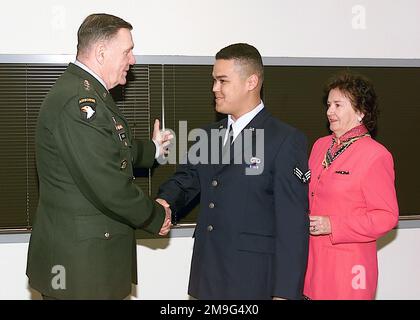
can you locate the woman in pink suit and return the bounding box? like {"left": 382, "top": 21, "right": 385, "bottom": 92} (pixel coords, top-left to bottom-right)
{"left": 303, "top": 73, "right": 399, "bottom": 300}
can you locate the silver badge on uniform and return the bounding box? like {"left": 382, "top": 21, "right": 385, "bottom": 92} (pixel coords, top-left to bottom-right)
{"left": 248, "top": 157, "right": 261, "bottom": 169}
{"left": 250, "top": 157, "right": 261, "bottom": 164}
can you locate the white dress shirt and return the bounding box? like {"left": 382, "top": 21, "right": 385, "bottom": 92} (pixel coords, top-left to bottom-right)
{"left": 74, "top": 60, "right": 108, "bottom": 90}
{"left": 223, "top": 101, "right": 265, "bottom": 146}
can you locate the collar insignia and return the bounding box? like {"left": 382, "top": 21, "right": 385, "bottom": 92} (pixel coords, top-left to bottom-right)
{"left": 83, "top": 79, "right": 91, "bottom": 91}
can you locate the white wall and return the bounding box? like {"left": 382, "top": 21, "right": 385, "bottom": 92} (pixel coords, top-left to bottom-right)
{"left": 376, "top": 228, "right": 420, "bottom": 299}
{"left": 0, "top": 235, "right": 193, "bottom": 300}
{"left": 1, "top": 0, "right": 419, "bottom": 58}
{"left": 0, "top": 227, "right": 419, "bottom": 300}
{"left": 134, "top": 237, "right": 193, "bottom": 300}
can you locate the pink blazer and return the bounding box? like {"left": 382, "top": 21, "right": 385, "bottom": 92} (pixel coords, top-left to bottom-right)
{"left": 303, "top": 135, "right": 399, "bottom": 299}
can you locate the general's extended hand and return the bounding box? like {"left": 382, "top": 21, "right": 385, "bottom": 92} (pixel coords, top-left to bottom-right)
{"left": 156, "top": 198, "right": 172, "bottom": 236}
{"left": 152, "top": 119, "right": 173, "bottom": 157}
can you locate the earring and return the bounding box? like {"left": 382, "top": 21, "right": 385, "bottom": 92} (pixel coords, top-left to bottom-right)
{"left": 358, "top": 116, "right": 362, "bottom": 122}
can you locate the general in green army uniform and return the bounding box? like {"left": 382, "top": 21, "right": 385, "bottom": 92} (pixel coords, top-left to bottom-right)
{"left": 26, "top": 13, "right": 172, "bottom": 299}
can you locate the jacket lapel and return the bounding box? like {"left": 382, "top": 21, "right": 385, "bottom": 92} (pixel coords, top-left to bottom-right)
{"left": 214, "top": 108, "right": 269, "bottom": 175}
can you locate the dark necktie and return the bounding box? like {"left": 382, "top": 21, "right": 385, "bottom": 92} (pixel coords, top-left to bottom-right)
{"left": 224, "top": 125, "right": 233, "bottom": 146}
{"left": 222, "top": 125, "right": 233, "bottom": 158}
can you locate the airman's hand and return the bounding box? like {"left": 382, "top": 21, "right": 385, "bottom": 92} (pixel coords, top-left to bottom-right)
{"left": 156, "top": 198, "right": 172, "bottom": 236}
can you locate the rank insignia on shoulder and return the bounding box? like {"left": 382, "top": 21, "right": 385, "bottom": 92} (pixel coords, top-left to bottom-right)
{"left": 79, "top": 97, "right": 96, "bottom": 122}
{"left": 293, "top": 167, "right": 311, "bottom": 184}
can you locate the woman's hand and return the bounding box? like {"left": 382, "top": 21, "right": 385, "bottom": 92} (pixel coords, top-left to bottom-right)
{"left": 309, "top": 215, "right": 331, "bottom": 235}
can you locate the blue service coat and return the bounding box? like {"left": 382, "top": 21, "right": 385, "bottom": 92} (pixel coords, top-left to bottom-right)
{"left": 159, "top": 108, "right": 309, "bottom": 299}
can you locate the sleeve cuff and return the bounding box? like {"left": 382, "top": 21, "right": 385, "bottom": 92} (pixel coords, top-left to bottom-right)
{"left": 142, "top": 201, "right": 166, "bottom": 234}
{"left": 152, "top": 139, "right": 159, "bottom": 159}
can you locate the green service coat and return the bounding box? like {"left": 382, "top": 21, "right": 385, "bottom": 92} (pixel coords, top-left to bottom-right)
{"left": 26, "top": 63, "right": 165, "bottom": 299}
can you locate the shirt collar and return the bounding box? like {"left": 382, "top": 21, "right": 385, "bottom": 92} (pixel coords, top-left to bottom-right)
{"left": 227, "top": 101, "right": 265, "bottom": 140}
{"left": 74, "top": 60, "right": 108, "bottom": 91}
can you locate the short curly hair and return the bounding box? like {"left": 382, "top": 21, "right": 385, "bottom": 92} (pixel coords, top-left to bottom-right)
{"left": 323, "top": 72, "right": 379, "bottom": 132}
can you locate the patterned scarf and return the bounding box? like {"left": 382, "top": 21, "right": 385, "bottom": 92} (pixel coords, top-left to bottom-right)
{"left": 322, "top": 125, "right": 370, "bottom": 169}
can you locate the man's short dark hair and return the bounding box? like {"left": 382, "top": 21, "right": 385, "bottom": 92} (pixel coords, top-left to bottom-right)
{"left": 216, "top": 43, "right": 264, "bottom": 82}
{"left": 77, "top": 13, "right": 133, "bottom": 55}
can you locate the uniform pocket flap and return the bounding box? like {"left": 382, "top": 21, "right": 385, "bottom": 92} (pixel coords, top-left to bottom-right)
{"left": 238, "top": 232, "right": 275, "bottom": 254}
{"left": 75, "top": 215, "right": 131, "bottom": 241}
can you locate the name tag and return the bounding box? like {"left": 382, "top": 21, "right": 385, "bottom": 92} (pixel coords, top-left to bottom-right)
{"left": 118, "top": 132, "right": 126, "bottom": 141}
{"left": 335, "top": 170, "right": 349, "bottom": 175}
